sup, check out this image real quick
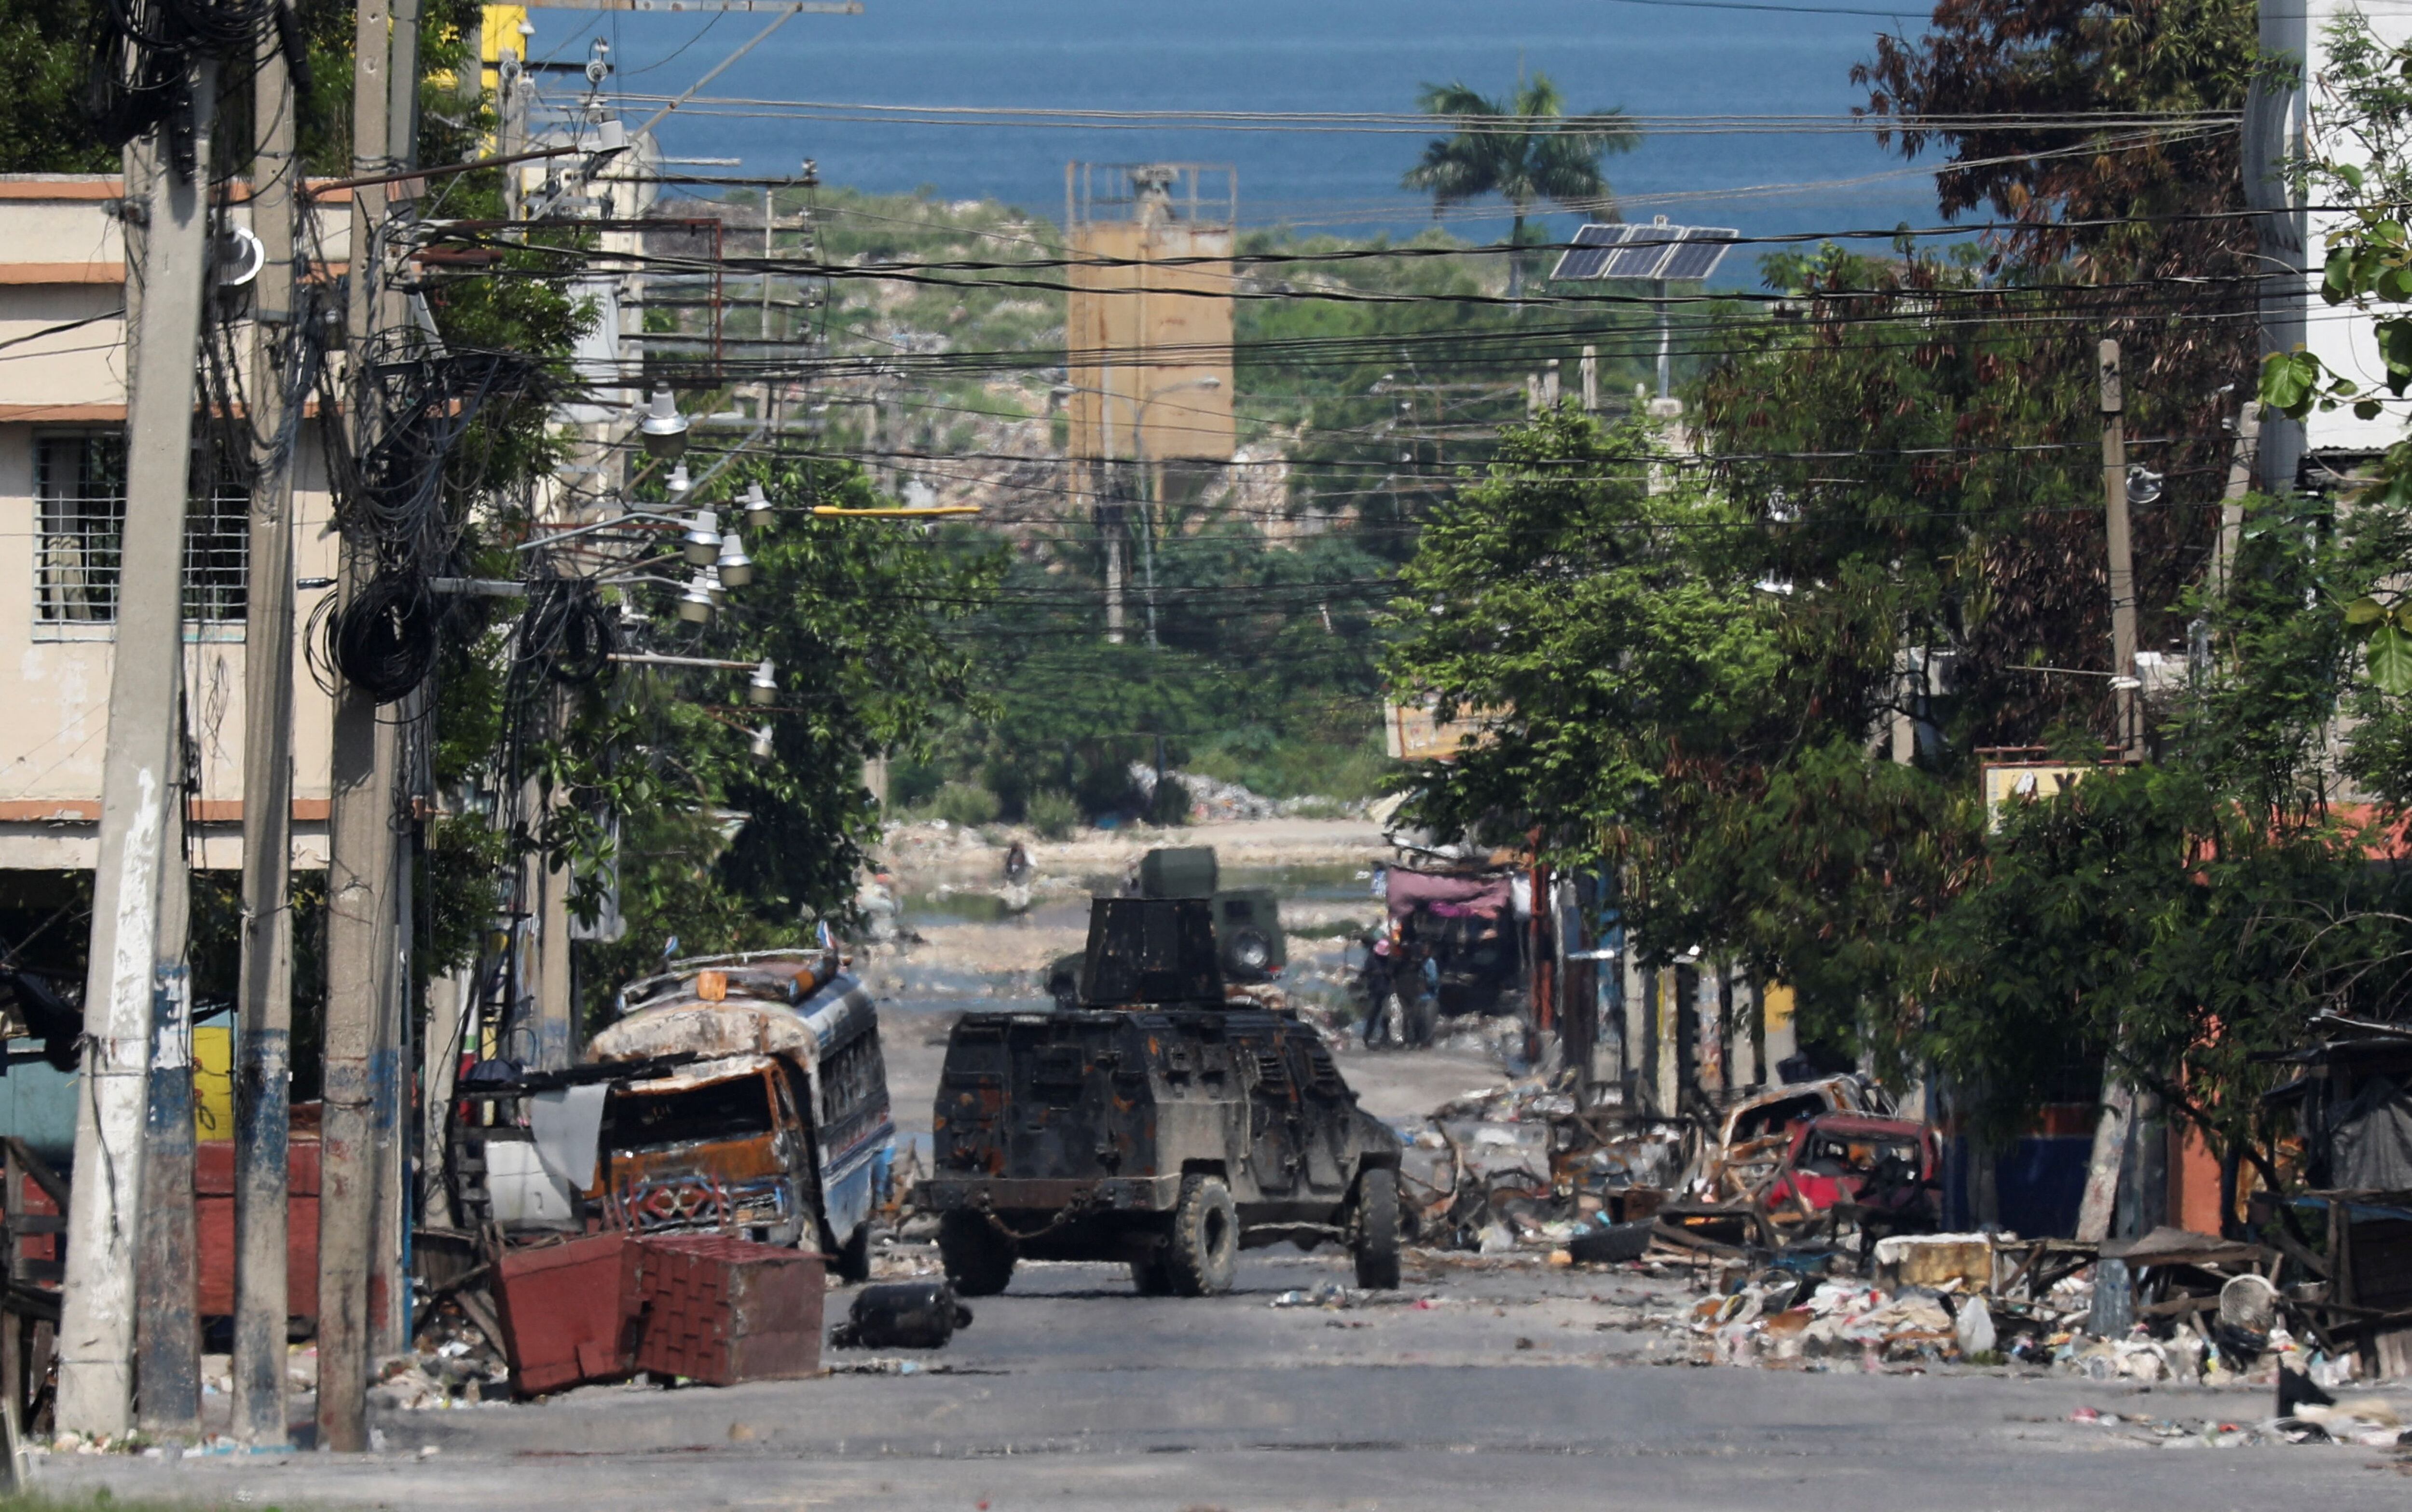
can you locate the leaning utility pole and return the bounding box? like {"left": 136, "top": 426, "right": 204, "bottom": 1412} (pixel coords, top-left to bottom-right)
{"left": 2099, "top": 339, "right": 2141, "bottom": 762}
{"left": 56, "top": 64, "right": 219, "bottom": 1439}
{"left": 319, "top": 0, "right": 399, "bottom": 1453}
{"left": 134, "top": 743, "right": 198, "bottom": 1442}
{"left": 368, "top": 0, "right": 424, "bottom": 1369}
{"left": 232, "top": 14, "right": 302, "bottom": 1449}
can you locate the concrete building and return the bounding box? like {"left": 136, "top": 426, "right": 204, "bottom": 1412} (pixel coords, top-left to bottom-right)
{"left": 0, "top": 173, "right": 346, "bottom": 1151}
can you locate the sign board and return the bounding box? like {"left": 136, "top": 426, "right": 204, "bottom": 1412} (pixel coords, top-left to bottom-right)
{"left": 1980, "top": 762, "right": 2096, "bottom": 832}
{"left": 1383, "top": 701, "right": 1499, "bottom": 763}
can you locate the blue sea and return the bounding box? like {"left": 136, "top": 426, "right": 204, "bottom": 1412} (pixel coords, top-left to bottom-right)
{"left": 529, "top": 0, "right": 1948, "bottom": 289}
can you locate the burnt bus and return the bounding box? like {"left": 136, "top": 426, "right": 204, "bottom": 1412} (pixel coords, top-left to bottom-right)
{"left": 582, "top": 952, "right": 893, "bottom": 1280}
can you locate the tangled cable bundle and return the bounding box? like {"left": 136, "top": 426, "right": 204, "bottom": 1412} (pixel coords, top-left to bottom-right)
{"left": 85, "top": 0, "right": 280, "bottom": 174}
{"left": 332, "top": 570, "right": 439, "bottom": 703}
{"left": 523, "top": 579, "right": 620, "bottom": 687}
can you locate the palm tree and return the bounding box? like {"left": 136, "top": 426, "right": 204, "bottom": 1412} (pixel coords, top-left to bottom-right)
{"left": 1402, "top": 74, "right": 1639, "bottom": 298}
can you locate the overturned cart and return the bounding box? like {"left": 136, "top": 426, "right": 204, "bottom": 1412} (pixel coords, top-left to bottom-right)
{"left": 919, "top": 898, "right": 1404, "bottom": 1297}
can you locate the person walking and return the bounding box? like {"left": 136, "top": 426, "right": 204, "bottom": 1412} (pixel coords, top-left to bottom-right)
{"left": 1360, "top": 934, "right": 1397, "bottom": 1047}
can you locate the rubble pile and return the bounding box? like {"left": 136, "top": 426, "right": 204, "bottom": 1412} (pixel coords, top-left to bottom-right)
{"left": 1124, "top": 764, "right": 1369, "bottom": 823}
{"left": 1391, "top": 1070, "right": 2409, "bottom": 1403}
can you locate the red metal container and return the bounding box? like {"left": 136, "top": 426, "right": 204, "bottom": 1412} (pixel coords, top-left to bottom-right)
{"left": 194, "top": 1135, "right": 321, "bottom": 1319}
{"left": 492, "top": 1233, "right": 645, "bottom": 1396}
{"left": 634, "top": 1235, "right": 824, "bottom": 1385}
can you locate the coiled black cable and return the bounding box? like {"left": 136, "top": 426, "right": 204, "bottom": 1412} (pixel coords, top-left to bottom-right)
{"left": 333, "top": 569, "right": 439, "bottom": 703}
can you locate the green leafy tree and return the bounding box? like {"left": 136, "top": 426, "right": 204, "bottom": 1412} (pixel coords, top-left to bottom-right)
{"left": 0, "top": 0, "right": 112, "bottom": 170}
{"left": 1401, "top": 73, "right": 1637, "bottom": 297}
{"left": 557, "top": 460, "right": 1000, "bottom": 1018}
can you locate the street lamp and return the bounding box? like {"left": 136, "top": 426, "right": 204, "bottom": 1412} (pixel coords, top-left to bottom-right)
{"left": 749, "top": 658, "right": 778, "bottom": 706}
{"left": 676, "top": 569, "right": 716, "bottom": 623}
{"left": 639, "top": 389, "right": 690, "bottom": 459}
{"left": 715, "top": 528, "right": 755, "bottom": 588}
{"left": 682, "top": 507, "right": 721, "bottom": 566}
{"left": 742, "top": 482, "right": 773, "bottom": 531}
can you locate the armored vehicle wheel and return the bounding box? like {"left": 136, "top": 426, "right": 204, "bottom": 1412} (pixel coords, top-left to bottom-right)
{"left": 1164, "top": 1174, "right": 1239, "bottom": 1296}
{"left": 1128, "top": 1252, "right": 1174, "bottom": 1294}
{"left": 938, "top": 1210, "right": 1017, "bottom": 1296}
{"left": 1352, "top": 1167, "right": 1401, "bottom": 1290}
{"left": 834, "top": 1220, "right": 872, "bottom": 1284}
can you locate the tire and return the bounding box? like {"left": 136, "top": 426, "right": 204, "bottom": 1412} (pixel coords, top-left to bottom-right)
{"left": 937, "top": 1210, "right": 1017, "bottom": 1297}
{"left": 1227, "top": 928, "right": 1274, "bottom": 980}
{"left": 1352, "top": 1167, "right": 1401, "bottom": 1290}
{"left": 1162, "top": 1174, "right": 1239, "bottom": 1297}
{"left": 834, "top": 1220, "right": 872, "bottom": 1284}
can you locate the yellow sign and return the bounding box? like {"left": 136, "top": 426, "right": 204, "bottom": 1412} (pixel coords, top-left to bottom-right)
{"left": 1383, "top": 701, "right": 1499, "bottom": 763}
{"left": 1980, "top": 763, "right": 2094, "bottom": 831}
{"left": 481, "top": 5, "right": 531, "bottom": 92}
{"left": 193, "top": 1023, "right": 234, "bottom": 1141}
{"left": 1761, "top": 982, "right": 1795, "bottom": 1034}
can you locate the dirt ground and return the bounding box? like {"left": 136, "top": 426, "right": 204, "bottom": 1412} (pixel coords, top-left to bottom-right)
{"left": 876, "top": 814, "right": 1392, "bottom": 897}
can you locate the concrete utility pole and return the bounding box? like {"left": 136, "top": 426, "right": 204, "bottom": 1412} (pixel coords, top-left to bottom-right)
{"left": 2214, "top": 402, "right": 2261, "bottom": 597}
{"left": 320, "top": 0, "right": 400, "bottom": 1453}
{"left": 1579, "top": 345, "right": 1597, "bottom": 413}
{"left": 134, "top": 761, "right": 198, "bottom": 1440}
{"left": 2099, "top": 339, "right": 2141, "bottom": 761}
{"left": 57, "top": 63, "right": 219, "bottom": 1440}
{"left": 368, "top": 0, "right": 424, "bottom": 1369}
{"left": 232, "top": 16, "right": 301, "bottom": 1447}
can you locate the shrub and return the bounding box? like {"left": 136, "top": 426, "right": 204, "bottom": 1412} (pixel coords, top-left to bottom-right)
{"left": 932, "top": 781, "right": 1000, "bottom": 829}
{"left": 1026, "top": 789, "right": 1079, "bottom": 840}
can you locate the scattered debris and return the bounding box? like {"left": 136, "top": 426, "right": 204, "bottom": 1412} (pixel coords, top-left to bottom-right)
{"left": 832, "top": 1280, "right": 973, "bottom": 1350}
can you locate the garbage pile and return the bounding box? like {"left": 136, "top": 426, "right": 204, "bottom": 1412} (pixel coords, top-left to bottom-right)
{"left": 1126, "top": 763, "right": 1282, "bottom": 822}
{"left": 1400, "top": 1079, "right": 1695, "bottom": 1260}
{"left": 1397, "top": 1069, "right": 2407, "bottom": 1395}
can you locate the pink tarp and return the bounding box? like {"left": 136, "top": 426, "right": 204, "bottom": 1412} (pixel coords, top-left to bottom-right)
{"left": 1385, "top": 869, "right": 1513, "bottom": 922}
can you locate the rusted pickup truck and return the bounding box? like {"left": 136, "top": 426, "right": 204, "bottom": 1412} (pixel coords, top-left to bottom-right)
{"left": 580, "top": 952, "right": 893, "bottom": 1280}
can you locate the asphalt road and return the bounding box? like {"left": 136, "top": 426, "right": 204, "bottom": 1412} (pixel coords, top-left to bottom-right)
{"left": 39, "top": 1248, "right": 2412, "bottom": 1512}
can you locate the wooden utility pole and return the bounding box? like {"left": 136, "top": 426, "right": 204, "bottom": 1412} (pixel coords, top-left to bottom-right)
{"left": 2099, "top": 339, "right": 2141, "bottom": 760}
{"left": 232, "top": 17, "right": 301, "bottom": 1448}
{"left": 57, "top": 64, "right": 219, "bottom": 1440}
{"left": 319, "top": 0, "right": 399, "bottom": 1453}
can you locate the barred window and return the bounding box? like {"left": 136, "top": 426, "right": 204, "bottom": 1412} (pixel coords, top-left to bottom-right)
{"left": 35, "top": 433, "right": 249, "bottom": 623}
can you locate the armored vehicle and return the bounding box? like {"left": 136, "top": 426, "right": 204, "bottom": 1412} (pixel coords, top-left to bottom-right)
{"left": 921, "top": 897, "right": 1402, "bottom": 1297}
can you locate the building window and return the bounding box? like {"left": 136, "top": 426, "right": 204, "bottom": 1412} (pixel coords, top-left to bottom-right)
{"left": 35, "top": 433, "right": 249, "bottom": 623}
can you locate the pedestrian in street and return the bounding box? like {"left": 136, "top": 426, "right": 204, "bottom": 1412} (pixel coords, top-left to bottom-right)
{"left": 1360, "top": 934, "right": 1396, "bottom": 1047}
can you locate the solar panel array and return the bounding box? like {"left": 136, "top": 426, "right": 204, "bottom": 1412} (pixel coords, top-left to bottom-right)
{"left": 1549, "top": 221, "right": 1740, "bottom": 283}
